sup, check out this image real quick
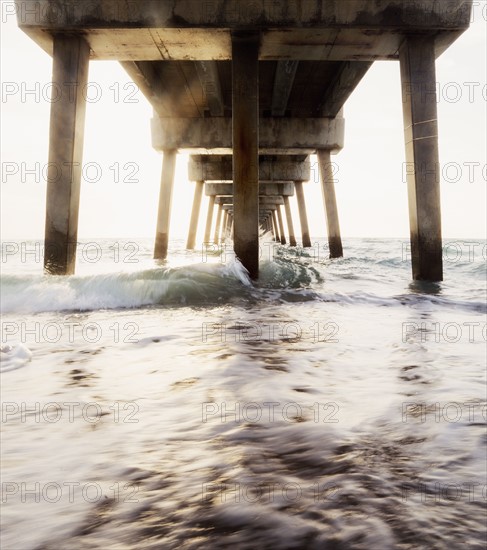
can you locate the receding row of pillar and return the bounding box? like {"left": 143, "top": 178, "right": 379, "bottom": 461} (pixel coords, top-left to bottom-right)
{"left": 42, "top": 32, "right": 444, "bottom": 282}
{"left": 181, "top": 181, "right": 318, "bottom": 250}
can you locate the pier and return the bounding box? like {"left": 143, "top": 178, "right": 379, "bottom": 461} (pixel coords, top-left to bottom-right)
{"left": 15, "top": 0, "right": 472, "bottom": 280}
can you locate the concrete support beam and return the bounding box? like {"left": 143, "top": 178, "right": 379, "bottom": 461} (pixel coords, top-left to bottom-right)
{"left": 204, "top": 195, "right": 216, "bottom": 244}
{"left": 318, "top": 61, "right": 372, "bottom": 117}
{"left": 154, "top": 149, "right": 177, "bottom": 259}
{"left": 272, "top": 60, "right": 299, "bottom": 116}
{"left": 400, "top": 36, "right": 443, "bottom": 281}
{"left": 195, "top": 61, "right": 224, "bottom": 116}
{"left": 153, "top": 117, "right": 344, "bottom": 154}
{"left": 215, "top": 196, "right": 284, "bottom": 206}
{"left": 191, "top": 155, "right": 310, "bottom": 183}
{"left": 318, "top": 149, "right": 343, "bottom": 258}
{"left": 44, "top": 35, "right": 89, "bottom": 275}
{"left": 276, "top": 206, "right": 286, "bottom": 245}
{"left": 18, "top": 2, "right": 472, "bottom": 35}
{"left": 121, "top": 61, "right": 171, "bottom": 117}
{"left": 214, "top": 204, "right": 223, "bottom": 244}
{"left": 232, "top": 32, "right": 260, "bottom": 278}
{"left": 205, "top": 182, "right": 294, "bottom": 197}
{"left": 283, "top": 196, "right": 297, "bottom": 247}
{"left": 186, "top": 180, "right": 204, "bottom": 250}
{"left": 295, "top": 181, "right": 311, "bottom": 247}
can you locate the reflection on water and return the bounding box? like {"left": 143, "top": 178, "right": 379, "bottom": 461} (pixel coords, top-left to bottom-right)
{"left": 408, "top": 280, "right": 443, "bottom": 296}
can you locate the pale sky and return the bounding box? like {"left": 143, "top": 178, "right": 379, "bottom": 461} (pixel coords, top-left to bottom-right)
{"left": 1, "top": 6, "right": 486, "bottom": 241}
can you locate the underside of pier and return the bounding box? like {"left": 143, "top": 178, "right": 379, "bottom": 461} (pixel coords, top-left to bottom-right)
{"left": 17, "top": 0, "right": 472, "bottom": 280}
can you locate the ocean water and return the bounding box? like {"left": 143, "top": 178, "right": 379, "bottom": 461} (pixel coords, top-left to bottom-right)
{"left": 1, "top": 236, "right": 486, "bottom": 550}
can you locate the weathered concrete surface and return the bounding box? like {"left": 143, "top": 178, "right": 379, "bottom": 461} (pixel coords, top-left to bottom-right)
{"left": 190, "top": 156, "right": 310, "bottom": 183}
{"left": 400, "top": 36, "right": 443, "bottom": 281}
{"left": 272, "top": 60, "right": 299, "bottom": 116}
{"left": 18, "top": 1, "right": 471, "bottom": 61}
{"left": 205, "top": 183, "right": 294, "bottom": 197}
{"left": 44, "top": 35, "right": 89, "bottom": 275}
{"left": 318, "top": 149, "right": 343, "bottom": 258}
{"left": 232, "top": 32, "right": 260, "bottom": 279}
{"left": 124, "top": 59, "right": 368, "bottom": 119}
{"left": 154, "top": 149, "right": 177, "bottom": 259}
{"left": 152, "top": 116, "right": 344, "bottom": 154}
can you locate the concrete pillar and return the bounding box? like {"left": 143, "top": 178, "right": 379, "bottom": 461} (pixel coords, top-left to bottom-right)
{"left": 295, "top": 181, "right": 311, "bottom": 247}
{"left": 318, "top": 149, "right": 343, "bottom": 258}
{"left": 204, "top": 195, "right": 215, "bottom": 244}
{"left": 276, "top": 206, "right": 286, "bottom": 245}
{"left": 186, "top": 180, "right": 204, "bottom": 250}
{"left": 232, "top": 32, "right": 260, "bottom": 278}
{"left": 226, "top": 213, "right": 232, "bottom": 240}
{"left": 213, "top": 204, "right": 223, "bottom": 244}
{"left": 44, "top": 35, "right": 89, "bottom": 275}
{"left": 283, "top": 196, "right": 297, "bottom": 246}
{"left": 154, "top": 149, "right": 177, "bottom": 259}
{"left": 272, "top": 211, "right": 281, "bottom": 242}
{"left": 222, "top": 210, "right": 229, "bottom": 241}
{"left": 400, "top": 37, "right": 443, "bottom": 281}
